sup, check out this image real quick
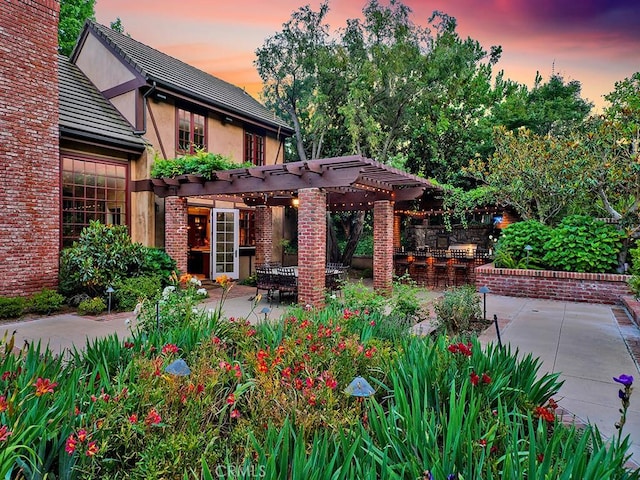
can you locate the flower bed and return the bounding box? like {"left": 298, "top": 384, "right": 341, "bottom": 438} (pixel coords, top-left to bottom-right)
{"left": 0, "top": 287, "right": 637, "bottom": 479}
{"left": 476, "top": 263, "right": 631, "bottom": 304}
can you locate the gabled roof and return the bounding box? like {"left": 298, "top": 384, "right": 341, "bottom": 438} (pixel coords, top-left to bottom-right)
{"left": 79, "top": 21, "right": 293, "bottom": 135}
{"left": 58, "top": 55, "right": 146, "bottom": 153}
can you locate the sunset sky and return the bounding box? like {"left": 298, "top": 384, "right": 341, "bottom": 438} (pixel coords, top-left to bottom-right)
{"left": 94, "top": 0, "right": 640, "bottom": 112}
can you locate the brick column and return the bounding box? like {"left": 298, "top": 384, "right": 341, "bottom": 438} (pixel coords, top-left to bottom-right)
{"left": 373, "top": 200, "right": 394, "bottom": 295}
{"left": 393, "top": 214, "right": 402, "bottom": 248}
{"left": 298, "top": 188, "right": 326, "bottom": 308}
{"left": 165, "top": 197, "right": 188, "bottom": 274}
{"left": 255, "top": 205, "right": 273, "bottom": 267}
{"left": 0, "top": 0, "right": 60, "bottom": 296}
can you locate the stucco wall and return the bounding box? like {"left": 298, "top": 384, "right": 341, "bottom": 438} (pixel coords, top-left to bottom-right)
{"left": 75, "top": 34, "right": 136, "bottom": 92}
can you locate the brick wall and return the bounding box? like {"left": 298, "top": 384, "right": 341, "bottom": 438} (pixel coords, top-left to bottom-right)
{"left": 165, "top": 197, "right": 188, "bottom": 274}
{"left": 373, "top": 201, "right": 393, "bottom": 295}
{"left": 255, "top": 206, "right": 272, "bottom": 266}
{"left": 475, "top": 264, "right": 631, "bottom": 304}
{"left": 0, "top": 0, "right": 60, "bottom": 296}
{"left": 297, "top": 188, "right": 326, "bottom": 308}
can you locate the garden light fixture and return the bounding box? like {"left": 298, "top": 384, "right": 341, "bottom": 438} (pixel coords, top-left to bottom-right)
{"left": 524, "top": 245, "right": 533, "bottom": 269}
{"left": 106, "top": 286, "right": 115, "bottom": 314}
{"left": 165, "top": 359, "right": 191, "bottom": 376}
{"left": 344, "top": 376, "right": 375, "bottom": 397}
{"left": 479, "top": 285, "right": 490, "bottom": 321}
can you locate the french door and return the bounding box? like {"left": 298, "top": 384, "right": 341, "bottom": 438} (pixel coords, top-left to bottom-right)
{"left": 211, "top": 209, "right": 239, "bottom": 279}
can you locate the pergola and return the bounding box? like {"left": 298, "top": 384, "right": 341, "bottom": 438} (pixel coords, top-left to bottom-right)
{"left": 136, "top": 155, "right": 438, "bottom": 307}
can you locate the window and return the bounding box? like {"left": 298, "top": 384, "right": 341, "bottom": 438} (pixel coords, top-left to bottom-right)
{"left": 178, "top": 108, "right": 206, "bottom": 153}
{"left": 244, "top": 131, "right": 265, "bottom": 166}
{"left": 239, "top": 210, "right": 255, "bottom": 246}
{"left": 61, "top": 156, "right": 128, "bottom": 247}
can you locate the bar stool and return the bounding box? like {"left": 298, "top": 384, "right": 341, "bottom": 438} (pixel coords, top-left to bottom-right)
{"left": 431, "top": 249, "right": 449, "bottom": 287}
{"left": 450, "top": 249, "right": 471, "bottom": 285}
{"left": 412, "top": 250, "right": 429, "bottom": 285}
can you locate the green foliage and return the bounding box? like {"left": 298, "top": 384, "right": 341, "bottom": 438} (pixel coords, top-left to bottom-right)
{"left": 150, "top": 150, "right": 250, "bottom": 180}
{"left": 543, "top": 215, "right": 624, "bottom": 273}
{"left": 58, "top": 0, "right": 95, "bottom": 56}
{"left": 28, "top": 289, "right": 65, "bottom": 315}
{"left": 495, "top": 220, "right": 552, "bottom": 268}
{"left": 628, "top": 245, "right": 640, "bottom": 297}
{"left": 140, "top": 247, "right": 176, "bottom": 284}
{"left": 0, "top": 296, "right": 26, "bottom": 319}
{"left": 113, "top": 275, "right": 162, "bottom": 311}
{"left": 59, "top": 221, "right": 145, "bottom": 297}
{"left": 77, "top": 296, "right": 106, "bottom": 315}
{"left": 433, "top": 285, "right": 483, "bottom": 334}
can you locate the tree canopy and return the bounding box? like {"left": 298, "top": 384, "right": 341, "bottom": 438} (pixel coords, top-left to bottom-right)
{"left": 58, "top": 0, "right": 95, "bottom": 56}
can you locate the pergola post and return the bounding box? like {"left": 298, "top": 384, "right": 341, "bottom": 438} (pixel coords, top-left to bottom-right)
{"left": 373, "top": 200, "right": 394, "bottom": 295}
{"left": 255, "top": 205, "right": 272, "bottom": 267}
{"left": 165, "top": 196, "right": 189, "bottom": 274}
{"left": 298, "top": 188, "right": 326, "bottom": 308}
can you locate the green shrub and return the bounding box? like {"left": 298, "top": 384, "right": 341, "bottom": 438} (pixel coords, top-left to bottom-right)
{"left": 543, "top": 215, "right": 624, "bottom": 273}
{"left": 28, "top": 288, "right": 65, "bottom": 315}
{"left": 140, "top": 247, "right": 176, "bottom": 284}
{"left": 113, "top": 275, "right": 162, "bottom": 311}
{"left": 77, "top": 296, "right": 106, "bottom": 315}
{"left": 59, "top": 221, "right": 145, "bottom": 297}
{"left": 494, "top": 220, "right": 551, "bottom": 268}
{"left": 150, "top": 150, "right": 250, "bottom": 180}
{"left": 0, "top": 296, "right": 26, "bottom": 319}
{"left": 627, "top": 245, "right": 640, "bottom": 297}
{"left": 433, "top": 285, "right": 482, "bottom": 334}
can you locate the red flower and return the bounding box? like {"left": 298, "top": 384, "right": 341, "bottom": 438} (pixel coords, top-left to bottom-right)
{"left": 307, "top": 394, "right": 317, "bottom": 406}
{"left": 86, "top": 441, "right": 99, "bottom": 457}
{"left": 212, "top": 336, "right": 221, "bottom": 345}
{"left": 369, "top": 321, "right": 376, "bottom": 327}
{"left": 490, "top": 446, "right": 498, "bottom": 455}
{"left": 534, "top": 406, "right": 555, "bottom": 423}
{"left": 129, "top": 413, "right": 138, "bottom": 423}
{"left": 196, "top": 384, "right": 205, "bottom": 395}
{"left": 230, "top": 409, "right": 241, "bottom": 419}
{"left": 0, "top": 395, "right": 7, "bottom": 413}
{"left": 233, "top": 365, "right": 242, "bottom": 378}
{"left": 145, "top": 408, "right": 162, "bottom": 426}
{"left": 0, "top": 425, "right": 12, "bottom": 442}
{"left": 2, "top": 371, "right": 12, "bottom": 381}
{"left": 257, "top": 350, "right": 269, "bottom": 361}
{"left": 305, "top": 377, "right": 314, "bottom": 388}
{"left": 481, "top": 373, "right": 492, "bottom": 385}
{"left": 247, "top": 328, "right": 256, "bottom": 337}
{"left": 161, "top": 343, "right": 179, "bottom": 355}
{"left": 34, "top": 377, "right": 57, "bottom": 397}
{"left": 537, "top": 453, "right": 544, "bottom": 463}
{"left": 365, "top": 346, "right": 377, "bottom": 358}
{"left": 124, "top": 341, "right": 134, "bottom": 349}
{"left": 257, "top": 362, "right": 268, "bottom": 373}
{"left": 226, "top": 393, "right": 235, "bottom": 405}
{"left": 219, "top": 361, "right": 231, "bottom": 371}
{"left": 77, "top": 429, "right": 88, "bottom": 443}
{"left": 478, "top": 439, "right": 487, "bottom": 447}
{"left": 282, "top": 367, "right": 292, "bottom": 379}
{"left": 74, "top": 406, "right": 81, "bottom": 416}
{"left": 325, "top": 377, "right": 338, "bottom": 389}
{"left": 294, "top": 378, "right": 303, "bottom": 390}
{"left": 470, "top": 372, "right": 479, "bottom": 386}
{"left": 65, "top": 434, "right": 77, "bottom": 455}
{"left": 447, "top": 344, "right": 458, "bottom": 354}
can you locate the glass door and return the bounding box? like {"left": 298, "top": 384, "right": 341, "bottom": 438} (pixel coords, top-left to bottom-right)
{"left": 211, "top": 209, "right": 239, "bottom": 279}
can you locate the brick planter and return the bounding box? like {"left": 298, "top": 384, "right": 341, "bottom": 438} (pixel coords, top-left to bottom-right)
{"left": 475, "top": 264, "right": 631, "bottom": 304}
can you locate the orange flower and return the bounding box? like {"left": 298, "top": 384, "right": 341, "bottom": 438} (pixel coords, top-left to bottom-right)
{"left": 65, "top": 434, "right": 77, "bottom": 455}
{"left": 216, "top": 274, "right": 230, "bottom": 288}
{"left": 86, "top": 441, "right": 99, "bottom": 457}
{"left": 179, "top": 273, "right": 192, "bottom": 284}
{"left": 77, "top": 429, "right": 88, "bottom": 443}
{"left": 0, "top": 396, "right": 7, "bottom": 413}
{"left": 34, "top": 377, "right": 58, "bottom": 397}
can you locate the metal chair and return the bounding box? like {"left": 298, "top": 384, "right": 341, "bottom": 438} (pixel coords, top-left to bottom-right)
{"left": 276, "top": 267, "right": 298, "bottom": 304}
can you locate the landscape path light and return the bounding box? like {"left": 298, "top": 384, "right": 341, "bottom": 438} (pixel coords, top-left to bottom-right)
{"left": 106, "top": 286, "right": 114, "bottom": 314}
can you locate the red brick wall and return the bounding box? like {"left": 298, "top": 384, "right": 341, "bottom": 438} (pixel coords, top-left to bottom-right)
{"left": 165, "top": 197, "right": 188, "bottom": 274}
{"left": 0, "top": 0, "right": 60, "bottom": 296}
{"left": 373, "top": 201, "right": 393, "bottom": 295}
{"left": 298, "top": 188, "right": 326, "bottom": 308}
{"left": 475, "top": 264, "right": 631, "bottom": 304}
{"left": 255, "top": 206, "right": 272, "bottom": 266}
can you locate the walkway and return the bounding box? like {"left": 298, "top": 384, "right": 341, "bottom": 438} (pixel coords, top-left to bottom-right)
{"left": 1, "top": 287, "right": 638, "bottom": 465}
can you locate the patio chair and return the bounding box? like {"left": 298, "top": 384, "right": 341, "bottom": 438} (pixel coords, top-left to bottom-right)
{"left": 431, "top": 249, "right": 449, "bottom": 287}
{"left": 326, "top": 263, "right": 348, "bottom": 292}
{"left": 276, "top": 267, "right": 298, "bottom": 304}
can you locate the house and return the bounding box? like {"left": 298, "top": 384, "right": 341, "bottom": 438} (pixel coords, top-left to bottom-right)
{"left": 69, "top": 20, "right": 294, "bottom": 281}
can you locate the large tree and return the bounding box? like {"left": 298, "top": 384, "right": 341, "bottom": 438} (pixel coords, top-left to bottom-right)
{"left": 58, "top": 0, "right": 95, "bottom": 56}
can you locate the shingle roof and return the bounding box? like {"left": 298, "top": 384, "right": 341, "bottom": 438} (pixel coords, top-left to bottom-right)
{"left": 84, "top": 21, "right": 293, "bottom": 134}
{"left": 58, "top": 55, "right": 146, "bottom": 152}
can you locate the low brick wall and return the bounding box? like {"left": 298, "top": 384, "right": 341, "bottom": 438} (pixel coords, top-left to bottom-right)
{"left": 475, "top": 264, "right": 631, "bottom": 304}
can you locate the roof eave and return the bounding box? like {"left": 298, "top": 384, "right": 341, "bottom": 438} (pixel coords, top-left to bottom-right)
{"left": 60, "top": 126, "right": 146, "bottom": 154}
